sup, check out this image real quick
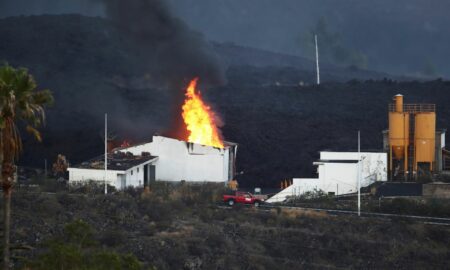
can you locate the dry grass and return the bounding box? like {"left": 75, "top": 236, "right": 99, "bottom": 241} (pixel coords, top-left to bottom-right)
{"left": 273, "top": 208, "right": 329, "bottom": 219}
{"left": 156, "top": 225, "right": 195, "bottom": 238}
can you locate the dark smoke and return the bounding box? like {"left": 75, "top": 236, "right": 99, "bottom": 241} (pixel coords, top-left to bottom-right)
{"left": 96, "top": 0, "right": 226, "bottom": 139}
{"left": 97, "top": 0, "right": 226, "bottom": 88}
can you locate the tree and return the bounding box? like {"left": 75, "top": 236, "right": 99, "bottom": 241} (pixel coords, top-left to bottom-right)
{"left": 52, "top": 154, "right": 68, "bottom": 179}
{"left": 0, "top": 64, "right": 53, "bottom": 269}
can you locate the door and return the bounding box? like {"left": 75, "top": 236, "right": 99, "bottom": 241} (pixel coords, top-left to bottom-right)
{"left": 149, "top": 165, "right": 156, "bottom": 184}
{"left": 119, "top": 175, "right": 126, "bottom": 190}
{"left": 144, "top": 164, "right": 149, "bottom": 187}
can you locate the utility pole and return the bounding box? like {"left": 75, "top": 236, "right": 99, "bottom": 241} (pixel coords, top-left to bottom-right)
{"left": 315, "top": 34, "right": 320, "bottom": 85}
{"left": 104, "top": 113, "right": 108, "bottom": 195}
{"left": 358, "top": 130, "right": 361, "bottom": 217}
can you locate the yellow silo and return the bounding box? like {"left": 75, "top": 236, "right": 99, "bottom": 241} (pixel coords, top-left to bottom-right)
{"left": 388, "top": 94, "right": 409, "bottom": 173}
{"left": 414, "top": 112, "right": 436, "bottom": 171}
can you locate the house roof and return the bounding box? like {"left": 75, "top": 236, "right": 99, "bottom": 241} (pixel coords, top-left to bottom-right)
{"left": 116, "top": 135, "right": 237, "bottom": 152}
{"left": 315, "top": 159, "right": 360, "bottom": 164}
{"left": 72, "top": 152, "right": 158, "bottom": 171}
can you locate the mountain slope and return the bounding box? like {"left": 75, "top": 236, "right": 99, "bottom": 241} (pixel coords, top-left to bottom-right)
{"left": 0, "top": 15, "right": 449, "bottom": 187}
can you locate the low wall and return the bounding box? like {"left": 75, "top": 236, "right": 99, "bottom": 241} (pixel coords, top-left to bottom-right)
{"left": 423, "top": 183, "right": 450, "bottom": 199}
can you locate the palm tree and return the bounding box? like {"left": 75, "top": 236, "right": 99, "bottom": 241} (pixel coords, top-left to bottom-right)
{"left": 0, "top": 64, "right": 53, "bottom": 269}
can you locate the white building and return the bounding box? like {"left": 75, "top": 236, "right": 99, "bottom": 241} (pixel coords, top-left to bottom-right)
{"left": 267, "top": 151, "right": 387, "bottom": 203}
{"left": 68, "top": 135, "right": 237, "bottom": 189}
{"left": 68, "top": 153, "right": 158, "bottom": 189}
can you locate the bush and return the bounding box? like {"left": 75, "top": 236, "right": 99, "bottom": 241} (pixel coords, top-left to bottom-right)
{"left": 373, "top": 197, "right": 450, "bottom": 217}
{"left": 69, "top": 181, "right": 116, "bottom": 194}
{"left": 99, "top": 229, "right": 127, "bottom": 247}
{"left": 36, "top": 195, "right": 63, "bottom": 217}
{"left": 287, "top": 188, "right": 335, "bottom": 204}
{"left": 25, "top": 220, "right": 144, "bottom": 270}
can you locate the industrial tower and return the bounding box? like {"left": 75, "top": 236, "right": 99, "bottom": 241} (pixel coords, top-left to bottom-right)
{"left": 387, "top": 94, "right": 441, "bottom": 181}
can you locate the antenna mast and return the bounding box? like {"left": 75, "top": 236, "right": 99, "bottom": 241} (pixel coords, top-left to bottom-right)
{"left": 104, "top": 113, "right": 108, "bottom": 195}
{"left": 315, "top": 34, "right": 321, "bottom": 85}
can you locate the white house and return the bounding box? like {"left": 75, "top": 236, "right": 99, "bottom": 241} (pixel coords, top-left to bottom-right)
{"left": 68, "top": 153, "right": 158, "bottom": 189}
{"left": 121, "top": 136, "right": 237, "bottom": 183}
{"left": 68, "top": 135, "right": 238, "bottom": 189}
{"left": 267, "top": 151, "right": 387, "bottom": 203}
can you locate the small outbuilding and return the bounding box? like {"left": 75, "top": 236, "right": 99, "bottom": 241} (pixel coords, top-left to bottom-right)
{"left": 68, "top": 152, "right": 158, "bottom": 189}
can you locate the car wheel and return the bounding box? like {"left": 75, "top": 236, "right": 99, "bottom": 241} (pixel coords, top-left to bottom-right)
{"left": 254, "top": 201, "right": 260, "bottom": 207}
{"left": 228, "top": 200, "right": 235, "bottom": 206}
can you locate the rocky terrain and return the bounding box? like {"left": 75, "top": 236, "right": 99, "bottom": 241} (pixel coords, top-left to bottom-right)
{"left": 7, "top": 185, "right": 450, "bottom": 269}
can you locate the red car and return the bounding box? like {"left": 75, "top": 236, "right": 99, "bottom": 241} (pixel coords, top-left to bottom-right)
{"left": 223, "top": 191, "right": 263, "bottom": 207}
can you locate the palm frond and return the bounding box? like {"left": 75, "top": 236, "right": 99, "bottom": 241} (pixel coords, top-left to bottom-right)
{"left": 0, "top": 63, "right": 53, "bottom": 161}
{"left": 26, "top": 125, "right": 42, "bottom": 142}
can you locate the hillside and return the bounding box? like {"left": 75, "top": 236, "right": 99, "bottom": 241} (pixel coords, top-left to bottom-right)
{"left": 8, "top": 185, "right": 450, "bottom": 269}
{"left": 0, "top": 15, "right": 449, "bottom": 187}
{"left": 168, "top": 0, "right": 450, "bottom": 78}
{"left": 2, "top": 0, "right": 450, "bottom": 77}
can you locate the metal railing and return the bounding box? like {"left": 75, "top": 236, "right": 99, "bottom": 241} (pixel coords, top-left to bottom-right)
{"left": 388, "top": 104, "right": 435, "bottom": 113}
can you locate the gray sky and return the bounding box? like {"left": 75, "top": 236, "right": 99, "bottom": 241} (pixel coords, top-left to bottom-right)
{"left": 1, "top": 0, "right": 449, "bottom": 77}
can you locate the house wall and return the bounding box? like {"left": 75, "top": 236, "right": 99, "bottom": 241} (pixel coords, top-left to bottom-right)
{"left": 125, "top": 164, "right": 145, "bottom": 187}
{"left": 291, "top": 178, "right": 321, "bottom": 195}
{"left": 68, "top": 168, "right": 123, "bottom": 187}
{"left": 69, "top": 163, "right": 154, "bottom": 189}
{"left": 320, "top": 152, "right": 388, "bottom": 183}
{"left": 319, "top": 162, "right": 358, "bottom": 194}
{"left": 122, "top": 136, "right": 233, "bottom": 182}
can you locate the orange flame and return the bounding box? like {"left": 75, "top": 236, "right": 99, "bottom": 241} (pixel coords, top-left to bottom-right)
{"left": 182, "top": 78, "right": 224, "bottom": 148}
{"left": 120, "top": 140, "right": 131, "bottom": 148}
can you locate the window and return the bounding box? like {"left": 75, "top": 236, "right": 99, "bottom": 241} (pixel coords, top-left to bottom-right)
{"left": 131, "top": 170, "right": 133, "bottom": 175}
{"left": 137, "top": 167, "right": 139, "bottom": 173}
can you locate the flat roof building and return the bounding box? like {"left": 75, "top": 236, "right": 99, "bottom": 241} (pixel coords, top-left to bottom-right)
{"left": 68, "top": 135, "right": 237, "bottom": 189}
{"left": 267, "top": 151, "right": 387, "bottom": 203}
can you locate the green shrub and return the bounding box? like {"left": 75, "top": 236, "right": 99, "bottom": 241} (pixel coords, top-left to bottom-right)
{"left": 99, "top": 229, "right": 127, "bottom": 247}
{"left": 36, "top": 195, "right": 63, "bottom": 217}
{"left": 25, "top": 220, "right": 144, "bottom": 270}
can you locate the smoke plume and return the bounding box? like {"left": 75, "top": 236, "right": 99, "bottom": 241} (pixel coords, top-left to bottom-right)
{"left": 96, "top": 0, "right": 226, "bottom": 140}
{"left": 97, "top": 0, "right": 226, "bottom": 88}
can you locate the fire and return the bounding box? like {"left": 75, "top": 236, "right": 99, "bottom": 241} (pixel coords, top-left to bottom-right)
{"left": 182, "top": 78, "right": 224, "bottom": 148}
{"left": 120, "top": 140, "right": 131, "bottom": 148}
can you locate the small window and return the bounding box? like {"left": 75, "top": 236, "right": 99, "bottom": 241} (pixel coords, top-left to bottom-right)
{"left": 131, "top": 170, "right": 133, "bottom": 175}
{"left": 137, "top": 167, "right": 139, "bottom": 173}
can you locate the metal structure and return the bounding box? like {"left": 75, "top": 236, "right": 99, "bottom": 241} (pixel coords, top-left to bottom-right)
{"left": 387, "top": 94, "right": 437, "bottom": 180}
{"left": 104, "top": 113, "right": 108, "bottom": 194}
{"left": 315, "top": 34, "right": 320, "bottom": 85}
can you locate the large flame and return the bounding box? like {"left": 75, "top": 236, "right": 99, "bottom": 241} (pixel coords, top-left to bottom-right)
{"left": 182, "top": 78, "right": 224, "bottom": 148}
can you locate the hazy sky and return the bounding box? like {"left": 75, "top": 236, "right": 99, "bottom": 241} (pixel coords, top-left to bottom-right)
{"left": 1, "top": 0, "right": 449, "bottom": 77}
